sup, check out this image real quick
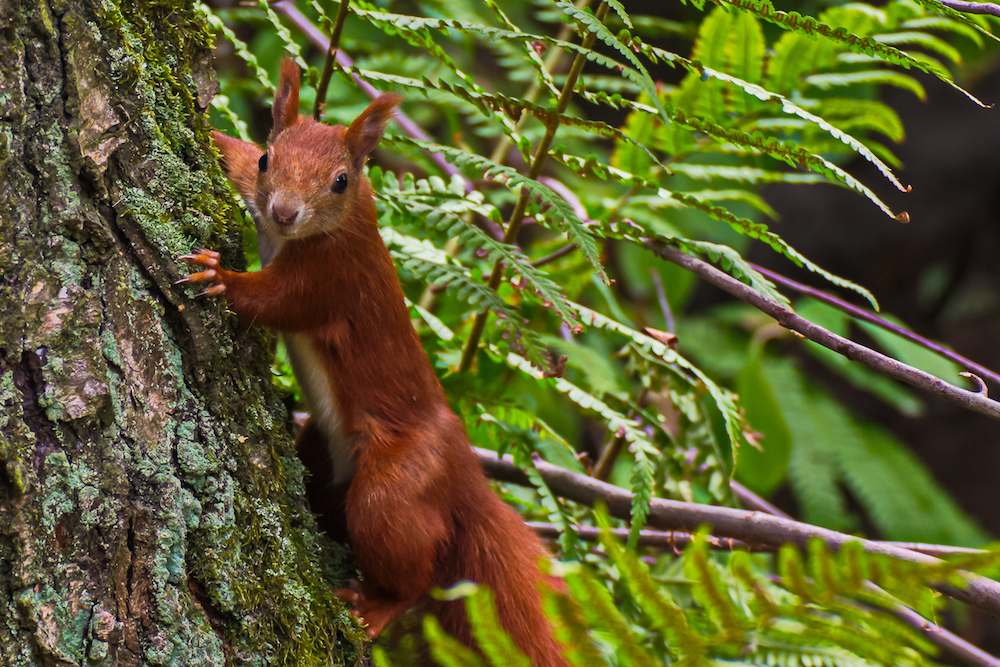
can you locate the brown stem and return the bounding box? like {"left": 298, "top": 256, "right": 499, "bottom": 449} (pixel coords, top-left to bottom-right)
{"left": 729, "top": 479, "right": 791, "bottom": 519}
{"left": 750, "top": 262, "right": 1000, "bottom": 390}
{"left": 652, "top": 243, "right": 1000, "bottom": 421}
{"left": 313, "top": 0, "right": 351, "bottom": 121}
{"left": 476, "top": 447, "right": 1000, "bottom": 618}
{"left": 591, "top": 435, "right": 625, "bottom": 482}
{"left": 458, "top": 2, "right": 611, "bottom": 373}
{"left": 527, "top": 522, "right": 764, "bottom": 551}
{"left": 531, "top": 243, "right": 579, "bottom": 268}
{"left": 933, "top": 0, "right": 1000, "bottom": 15}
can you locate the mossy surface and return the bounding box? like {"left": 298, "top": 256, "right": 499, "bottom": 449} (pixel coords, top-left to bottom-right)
{"left": 0, "top": 2, "right": 361, "bottom": 665}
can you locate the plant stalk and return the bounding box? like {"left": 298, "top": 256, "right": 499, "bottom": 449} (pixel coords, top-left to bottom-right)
{"left": 313, "top": 0, "right": 351, "bottom": 121}
{"left": 458, "top": 2, "right": 611, "bottom": 373}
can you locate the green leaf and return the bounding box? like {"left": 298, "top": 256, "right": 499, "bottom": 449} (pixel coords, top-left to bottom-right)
{"left": 466, "top": 587, "right": 532, "bottom": 667}
{"left": 874, "top": 30, "right": 963, "bottom": 64}
{"left": 735, "top": 349, "right": 793, "bottom": 496}
{"left": 388, "top": 138, "right": 607, "bottom": 283}
{"left": 804, "top": 70, "right": 927, "bottom": 99}
{"left": 424, "top": 615, "right": 487, "bottom": 667}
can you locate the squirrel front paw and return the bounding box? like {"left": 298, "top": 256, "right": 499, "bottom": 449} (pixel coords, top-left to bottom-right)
{"left": 177, "top": 249, "right": 227, "bottom": 297}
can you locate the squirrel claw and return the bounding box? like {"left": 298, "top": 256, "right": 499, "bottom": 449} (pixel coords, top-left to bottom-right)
{"left": 195, "top": 284, "right": 226, "bottom": 298}
{"left": 179, "top": 250, "right": 221, "bottom": 269}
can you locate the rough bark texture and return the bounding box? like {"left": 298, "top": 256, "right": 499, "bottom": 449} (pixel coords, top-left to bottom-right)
{"left": 0, "top": 1, "right": 359, "bottom": 665}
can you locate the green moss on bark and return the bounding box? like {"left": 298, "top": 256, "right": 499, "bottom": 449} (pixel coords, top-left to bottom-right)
{"left": 0, "top": 1, "right": 361, "bottom": 666}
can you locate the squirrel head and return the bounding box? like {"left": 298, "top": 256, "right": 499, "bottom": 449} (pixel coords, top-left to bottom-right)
{"left": 213, "top": 59, "right": 400, "bottom": 241}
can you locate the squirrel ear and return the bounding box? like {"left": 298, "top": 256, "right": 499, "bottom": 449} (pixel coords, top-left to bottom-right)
{"left": 212, "top": 130, "right": 263, "bottom": 203}
{"left": 345, "top": 93, "right": 401, "bottom": 170}
{"left": 270, "top": 58, "right": 300, "bottom": 140}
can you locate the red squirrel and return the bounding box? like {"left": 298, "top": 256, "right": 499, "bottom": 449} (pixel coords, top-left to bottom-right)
{"left": 180, "top": 59, "right": 567, "bottom": 665}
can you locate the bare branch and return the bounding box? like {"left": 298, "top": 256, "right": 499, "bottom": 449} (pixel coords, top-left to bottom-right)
{"left": 750, "top": 263, "right": 1000, "bottom": 390}
{"left": 933, "top": 0, "right": 1000, "bottom": 16}
{"left": 527, "top": 522, "right": 764, "bottom": 551}
{"left": 476, "top": 447, "right": 1000, "bottom": 617}
{"left": 863, "top": 582, "right": 1000, "bottom": 667}
{"left": 531, "top": 243, "right": 579, "bottom": 267}
{"left": 649, "top": 268, "right": 676, "bottom": 334}
{"left": 651, "top": 243, "right": 1000, "bottom": 421}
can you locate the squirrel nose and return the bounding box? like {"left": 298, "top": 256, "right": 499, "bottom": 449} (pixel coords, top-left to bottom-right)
{"left": 271, "top": 201, "right": 299, "bottom": 226}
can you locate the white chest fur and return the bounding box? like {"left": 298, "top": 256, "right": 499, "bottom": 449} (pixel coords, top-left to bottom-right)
{"left": 257, "top": 221, "right": 355, "bottom": 484}
{"left": 285, "top": 333, "right": 355, "bottom": 484}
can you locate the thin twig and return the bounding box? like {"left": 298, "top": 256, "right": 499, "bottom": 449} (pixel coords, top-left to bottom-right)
{"left": 649, "top": 269, "right": 675, "bottom": 334}
{"left": 750, "top": 263, "right": 1000, "bottom": 389}
{"left": 652, "top": 243, "right": 1000, "bottom": 421}
{"left": 934, "top": 0, "right": 1000, "bottom": 16}
{"left": 487, "top": 0, "right": 592, "bottom": 165}
{"left": 527, "top": 522, "right": 764, "bottom": 551}
{"left": 591, "top": 434, "right": 625, "bottom": 482}
{"left": 271, "top": 1, "right": 465, "bottom": 184}
{"left": 476, "top": 447, "right": 1000, "bottom": 618}
{"left": 531, "top": 243, "right": 579, "bottom": 268}
{"left": 313, "top": 0, "right": 351, "bottom": 121}
{"left": 863, "top": 581, "right": 1000, "bottom": 667}
{"left": 883, "top": 542, "right": 988, "bottom": 557}
{"left": 729, "top": 480, "right": 791, "bottom": 519}
{"left": 728, "top": 467, "right": 999, "bottom": 667}
{"left": 458, "top": 2, "right": 612, "bottom": 373}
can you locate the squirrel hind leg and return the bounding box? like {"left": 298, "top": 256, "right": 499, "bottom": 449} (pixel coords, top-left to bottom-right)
{"left": 335, "top": 580, "right": 414, "bottom": 638}
{"left": 296, "top": 417, "right": 351, "bottom": 543}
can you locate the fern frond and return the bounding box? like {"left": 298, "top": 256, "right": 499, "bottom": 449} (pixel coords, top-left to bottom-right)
{"left": 423, "top": 615, "right": 487, "bottom": 667}
{"left": 482, "top": 0, "right": 561, "bottom": 98}
{"left": 804, "top": 70, "right": 926, "bottom": 99}
{"left": 873, "top": 31, "right": 962, "bottom": 64}
{"left": 376, "top": 169, "right": 580, "bottom": 326}
{"left": 380, "top": 228, "right": 551, "bottom": 368}
{"left": 571, "top": 302, "right": 745, "bottom": 474}
{"left": 563, "top": 566, "right": 658, "bottom": 667}
{"left": 521, "top": 459, "right": 584, "bottom": 560}
{"left": 668, "top": 164, "right": 833, "bottom": 185}
{"left": 389, "top": 138, "right": 607, "bottom": 282}
{"left": 719, "top": 0, "right": 989, "bottom": 106}
{"left": 899, "top": 16, "right": 985, "bottom": 47}
{"left": 684, "top": 533, "right": 748, "bottom": 637}
{"left": 597, "top": 514, "right": 707, "bottom": 665}
{"left": 555, "top": 1, "right": 673, "bottom": 127}
{"left": 465, "top": 587, "right": 532, "bottom": 667}
{"left": 503, "top": 350, "right": 661, "bottom": 537}
{"left": 907, "top": 0, "right": 1000, "bottom": 44}
{"left": 254, "top": 0, "right": 308, "bottom": 70}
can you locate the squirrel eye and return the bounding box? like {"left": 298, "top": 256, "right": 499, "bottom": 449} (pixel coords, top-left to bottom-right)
{"left": 332, "top": 172, "right": 348, "bottom": 194}
{"left": 258, "top": 153, "right": 268, "bottom": 173}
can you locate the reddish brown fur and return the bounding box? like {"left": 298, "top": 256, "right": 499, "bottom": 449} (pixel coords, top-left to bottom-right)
{"left": 190, "top": 60, "right": 568, "bottom": 666}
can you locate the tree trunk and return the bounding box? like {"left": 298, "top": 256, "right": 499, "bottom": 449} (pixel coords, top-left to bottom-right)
{"left": 0, "top": 2, "right": 355, "bottom": 665}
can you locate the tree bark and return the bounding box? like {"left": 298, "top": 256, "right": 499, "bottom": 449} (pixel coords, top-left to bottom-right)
{"left": 0, "top": 2, "right": 356, "bottom": 665}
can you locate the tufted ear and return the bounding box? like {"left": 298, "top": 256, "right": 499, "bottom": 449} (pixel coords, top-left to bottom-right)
{"left": 345, "top": 93, "right": 401, "bottom": 170}
{"left": 270, "top": 58, "right": 301, "bottom": 140}
{"left": 212, "top": 130, "right": 263, "bottom": 203}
